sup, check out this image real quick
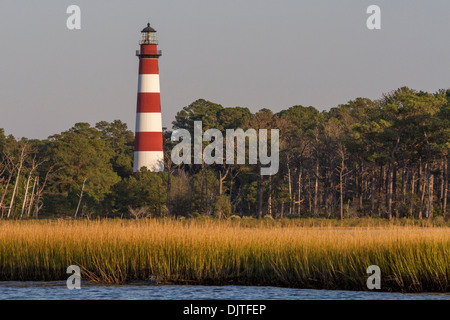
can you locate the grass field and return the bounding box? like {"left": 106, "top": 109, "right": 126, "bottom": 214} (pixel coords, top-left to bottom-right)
{"left": 0, "top": 218, "right": 448, "bottom": 292}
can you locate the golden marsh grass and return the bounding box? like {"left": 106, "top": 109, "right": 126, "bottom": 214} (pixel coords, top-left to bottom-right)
{"left": 0, "top": 219, "right": 448, "bottom": 292}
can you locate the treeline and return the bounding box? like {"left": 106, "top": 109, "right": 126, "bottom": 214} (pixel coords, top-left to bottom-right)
{"left": 0, "top": 86, "right": 449, "bottom": 220}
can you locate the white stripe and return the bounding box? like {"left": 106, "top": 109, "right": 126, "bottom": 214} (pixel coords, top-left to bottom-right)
{"left": 138, "top": 74, "right": 160, "bottom": 93}
{"left": 134, "top": 151, "right": 164, "bottom": 172}
{"left": 135, "top": 113, "right": 163, "bottom": 132}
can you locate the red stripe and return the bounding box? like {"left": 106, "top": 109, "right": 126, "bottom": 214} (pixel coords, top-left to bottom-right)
{"left": 134, "top": 132, "right": 163, "bottom": 151}
{"left": 139, "top": 59, "right": 159, "bottom": 74}
{"left": 140, "top": 44, "right": 158, "bottom": 55}
{"left": 137, "top": 93, "right": 161, "bottom": 112}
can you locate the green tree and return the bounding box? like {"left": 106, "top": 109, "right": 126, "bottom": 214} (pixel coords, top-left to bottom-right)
{"left": 49, "top": 123, "right": 120, "bottom": 214}
{"left": 112, "top": 169, "right": 167, "bottom": 217}
{"left": 0, "top": 129, "right": 5, "bottom": 155}
{"left": 96, "top": 120, "right": 134, "bottom": 178}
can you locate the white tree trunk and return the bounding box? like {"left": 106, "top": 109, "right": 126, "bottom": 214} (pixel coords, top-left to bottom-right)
{"left": 75, "top": 178, "right": 87, "bottom": 218}
{"left": 20, "top": 173, "right": 32, "bottom": 219}
{"left": 27, "top": 177, "right": 37, "bottom": 217}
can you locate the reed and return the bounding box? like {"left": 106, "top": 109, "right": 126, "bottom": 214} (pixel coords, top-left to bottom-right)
{"left": 0, "top": 219, "right": 448, "bottom": 292}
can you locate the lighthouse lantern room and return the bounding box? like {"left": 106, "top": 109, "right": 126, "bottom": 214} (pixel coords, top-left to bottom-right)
{"left": 140, "top": 23, "right": 158, "bottom": 45}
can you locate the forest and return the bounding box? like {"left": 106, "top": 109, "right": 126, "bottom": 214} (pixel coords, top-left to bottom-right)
{"left": 0, "top": 86, "right": 449, "bottom": 220}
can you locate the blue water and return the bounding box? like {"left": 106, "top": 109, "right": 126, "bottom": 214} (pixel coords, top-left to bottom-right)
{"left": 0, "top": 281, "right": 448, "bottom": 300}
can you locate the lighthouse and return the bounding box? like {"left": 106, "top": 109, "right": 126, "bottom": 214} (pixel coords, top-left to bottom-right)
{"left": 133, "top": 23, "right": 164, "bottom": 173}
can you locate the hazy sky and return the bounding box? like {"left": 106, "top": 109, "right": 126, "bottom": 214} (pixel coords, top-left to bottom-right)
{"left": 0, "top": 0, "right": 449, "bottom": 139}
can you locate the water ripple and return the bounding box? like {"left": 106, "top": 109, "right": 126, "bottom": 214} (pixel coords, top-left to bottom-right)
{"left": 0, "top": 281, "right": 448, "bottom": 300}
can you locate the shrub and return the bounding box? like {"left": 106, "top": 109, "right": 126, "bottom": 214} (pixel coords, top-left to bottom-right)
{"left": 188, "top": 212, "right": 201, "bottom": 219}
{"left": 213, "top": 195, "right": 232, "bottom": 219}
{"left": 432, "top": 216, "right": 446, "bottom": 227}
{"left": 128, "top": 206, "right": 151, "bottom": 219}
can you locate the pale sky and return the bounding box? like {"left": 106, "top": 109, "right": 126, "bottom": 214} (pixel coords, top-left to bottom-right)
{"left": 0, "top": 0, "right": 449, "bottom": 139}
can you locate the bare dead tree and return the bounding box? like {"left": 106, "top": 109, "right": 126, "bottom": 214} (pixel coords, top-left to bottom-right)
{"left": 0, "top": 153, "right": 15, "bottom": 218}
{"left": 74, "top": 177, "right": 87, "bottom": 218}
{"left": 128, "top": 206, "right": 151, "bottom": 219}
{"left": 20, "top": 157, "right": 45, "bottom": 219}
{"left": 7, "top": 143, "right": 30, "bottom": 219}
{"left": 26, "top": 176, "right": 37, "bottom": 217}
{"left": 33, "top": 165, "right": 56, "bottom": 218}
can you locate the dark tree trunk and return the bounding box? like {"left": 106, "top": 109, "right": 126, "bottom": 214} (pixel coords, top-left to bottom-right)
{"left": 370, "top": 173, "right": 375, "bottom": 216}
{"left": 258, "top": 172, "right": 263, "bottom": 218}
{"left": 297, "top": 169, "right": 302, "bottom": 216}
{"left": 409, "top": 170, "right": 416, "bottom": 218}
{"left": 386, "top": 163, "right": 394, "bottom": 220}
{"left": 426, "top": 174, "right": 434, "bottom": 219}
{"left": 402, "top": 163, "right": 407, "bottom": 205}
{"left": 378, "top": 165, "right": 384, "bottom": 217}
{"left": 440, "top": 158, "right": 445, "bottom": 211}
{"left": 443, "top": 157, "right": 448, "bottom": 218}
{"left": 268, "top": 175, "right": 272, "bottom": 217}
{"left": 359, "top": 162, "right": 364, "bottom": 211}
{"left": 314, "top": 160, "right": 319, "bottom": 216}
{"left": 419, "top": 161, "right": 428, "bottom": 220}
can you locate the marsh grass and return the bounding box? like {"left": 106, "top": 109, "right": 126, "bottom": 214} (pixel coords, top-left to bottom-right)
{"left": 0, "top": 218, "right": 448, "bottom": 292}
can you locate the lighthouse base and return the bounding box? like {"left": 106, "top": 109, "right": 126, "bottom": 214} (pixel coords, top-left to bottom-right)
{"left": 133, "top": 151, "right": 164, "bottom": 172}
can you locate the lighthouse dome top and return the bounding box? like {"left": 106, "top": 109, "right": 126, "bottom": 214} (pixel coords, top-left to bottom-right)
{"left": 142, "top": 23, "right": 156, "bottom": 33}
{"left": 140, "top": 23, "right": 158, "bottom": 45}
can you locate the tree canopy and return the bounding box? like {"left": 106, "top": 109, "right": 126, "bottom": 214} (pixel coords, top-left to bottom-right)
{"left": 0, "top": 87, "right": 449, "bottom": 220}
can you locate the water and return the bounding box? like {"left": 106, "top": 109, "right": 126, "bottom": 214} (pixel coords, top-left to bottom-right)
{"left": 0, "top": 281, "right": 448, "bottom": 300}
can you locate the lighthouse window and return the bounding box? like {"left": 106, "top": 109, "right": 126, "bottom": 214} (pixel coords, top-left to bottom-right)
{"left": 140, "top": 32, "right": 157, "bottom": 44}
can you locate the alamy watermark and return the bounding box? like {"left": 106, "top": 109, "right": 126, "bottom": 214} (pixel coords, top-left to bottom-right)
{"left": 366, "top": 265, "right": 381, "bottom": 290}
{"left": 64, "top": 5, "right": 380, "bottom": 31}
{"left": 171, "top": 121, "right": 279, "bottom": 175}
{"left": 66, "top": 5, "right": 81, "bottom": 30}
{"left": 367, "top": 5, "right": 381, "bottom": 30}
{"left": 67, "top": 265, "right": 81, "bottom": 290}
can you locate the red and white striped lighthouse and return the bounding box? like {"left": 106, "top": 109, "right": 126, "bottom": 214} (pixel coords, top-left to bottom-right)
{"left": 134, "top": 23, "right": 164, "bottom": 172}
